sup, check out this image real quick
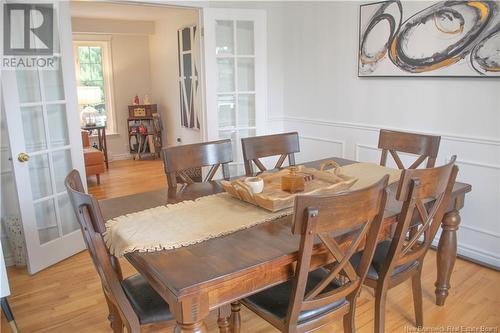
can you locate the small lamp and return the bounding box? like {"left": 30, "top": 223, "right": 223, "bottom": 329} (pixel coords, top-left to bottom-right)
{"left": 77, "top": 86, "right": 102, "bottom": 127}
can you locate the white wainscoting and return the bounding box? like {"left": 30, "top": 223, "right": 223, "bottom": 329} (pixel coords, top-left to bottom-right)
{"left": 283, "top": 116, "right": 500, "bottom": 269}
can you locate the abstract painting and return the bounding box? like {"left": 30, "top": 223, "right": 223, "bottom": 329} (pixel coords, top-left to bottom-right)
{"left": 178, "top": 26, "right": 201, "bottom": 129}
{"left": 358, "top": 1, "right": 500, "bottom": 76}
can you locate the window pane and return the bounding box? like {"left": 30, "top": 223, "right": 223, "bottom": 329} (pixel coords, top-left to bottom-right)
{"left": 35, "top": 199, "right": 59, "bottom": 244}
{"left": 89, "top": 47, "right": 102, "bottom": 63}
{"left": 79, "top": 47, "right": 90, "bottom": 63}
{"left": 216, "top": 20, "right": 234, "bottom": 55}
{"left": 47, "top": 104, "right": 69, "bottom": 148}
{"left": 217, "top": 58, "right": 235, "bottom": 93}
{"left": 59, "top": 193, "right": 80, "bottom": 235}
{"left": 182, "top": 28, "right": 191, "bottom": 51}
{"left": 237, "top": 58, "right": 255, "bottom": 91}
{"left": 52, "top": 149, "right": 72, "bottom": 194}
{"left": 219, "top": 130, "right": 237, "bottom": 159}
{"left": 218, "top": 95, "right": 236, "bottom": 128}
{"left": 21, "top": 106, "right": 46, "bottom": 153}
{"left": 79, "top": 64, "right": 91, "bottom": 81}
{"left": 29, "top": 154, "right": 53, "bottom": 200}
{"left": 16, "top": 70, "right": 41, "bottom": 103}
{"left": 238, "top": 94, "right": 256, "bottom": 127}
{"left": 237, "top": 21, "right": 254, "bottom": 55}
{"left": 41, "top": 57, "right": 65, "bottom": 101}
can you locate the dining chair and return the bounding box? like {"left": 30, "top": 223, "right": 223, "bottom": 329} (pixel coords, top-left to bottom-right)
{"left": 378, "top": 129, "right": 441, "bottom": 169}
{"left": 162, "top": 139, "right": 233, "bottom": 189}
{"left": 240, "top": 175, "right": 390, "bottom": 333}
{"left": 65, "top": 170, "right": 174, "bottom": 333}
{"left": 351, "top": 157, "right": 458, "bottom": 333}
{"left": 241, "top": 132, "right": 300, "bottom": 176}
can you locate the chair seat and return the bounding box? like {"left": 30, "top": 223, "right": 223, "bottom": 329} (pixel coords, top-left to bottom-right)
{"left": 242, "top": 268, "right": 347, "bottom": 325}
{"left": 121, "top": 274, "right": 173, "bottom": 325}
{"left": 351, "top": 240, "right": 418, "bottom": 280}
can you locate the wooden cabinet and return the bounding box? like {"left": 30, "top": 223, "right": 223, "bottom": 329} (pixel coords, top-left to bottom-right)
{"left": 127, "top": 105, "right": 162, "bottom": 160}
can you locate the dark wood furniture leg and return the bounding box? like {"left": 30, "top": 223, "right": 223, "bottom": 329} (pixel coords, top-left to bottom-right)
{"left": 1, "top": 297, "right": 19, "bottom": 333}
{"left": 173, "top": 297, "right": 209, "bottom": 333}
{"left": 217, "top": 304, "right": 231, "bottom": 333}
{"left": 230, "top": 301, "right": 241, "bottom": 333}
{"left": 102, "top": 127, "right": 108, "bottom": 169}
{"left": 435, "top": 209, "right": 461, "bottom": 306}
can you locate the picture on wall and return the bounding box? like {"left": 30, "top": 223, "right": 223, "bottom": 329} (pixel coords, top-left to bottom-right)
{"left": 178, "top": 26, "right": 201, "bottom": 129}
{"left": 358, "top": 0, "right": 500, "bottom": 77}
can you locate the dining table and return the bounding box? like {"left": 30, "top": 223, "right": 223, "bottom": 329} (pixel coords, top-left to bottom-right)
{"left": 100, "top": 157, "right": 472, "bottom": 333}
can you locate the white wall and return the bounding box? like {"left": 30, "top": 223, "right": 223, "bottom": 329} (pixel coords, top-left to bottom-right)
{"left": 149, "top": 8, "right": 202, "bottom": 146}
{"left": 279, "top": 1, "right": 500, "bottom": 267}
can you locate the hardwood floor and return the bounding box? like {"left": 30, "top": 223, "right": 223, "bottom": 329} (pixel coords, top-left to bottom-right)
{"left": 87, "top": 159, "right": 167, "bottom": 200}
{"left": 1, "top": 159, "right": 499, "bottom": 332}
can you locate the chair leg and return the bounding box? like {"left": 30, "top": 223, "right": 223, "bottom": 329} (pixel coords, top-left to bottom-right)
{"left": 374, "top": 285, "right": 388, "bottom": 333}
{"left": 343, "top": 295, "right": 357, "bottom": 333}
{"left": 412, "top": 269, "right": 424, "bottom": 328}
{"left": 96, "top": 174, "right": 101, "bottom": 185}
{"left": 230, "top": 301, "right": 241, "bottom": 333}
{"left": 1, "top": 297, "right": 19, "bottom": 333}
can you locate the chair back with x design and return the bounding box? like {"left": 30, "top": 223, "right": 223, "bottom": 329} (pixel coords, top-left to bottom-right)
{"left": 380, "top": 156, "right": 458, "bottom": 280}
{"left": 378, "top": 129, "right": 441, "bottom": 169}
{"left": 162, "top": 139, "right": 233, "bottom": 189}
{"left": 241, "top": 132, "right": 300, "bottom": 176}
{"left": 285, "top": 175, "right": 389, "bottom": 331}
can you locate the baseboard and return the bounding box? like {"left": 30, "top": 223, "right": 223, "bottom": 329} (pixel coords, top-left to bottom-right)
{"left": 110, "top": 153, "right": 132, "bottom": 161}
{"left": 431, "top": 239, "right": 500, "bottom": 270}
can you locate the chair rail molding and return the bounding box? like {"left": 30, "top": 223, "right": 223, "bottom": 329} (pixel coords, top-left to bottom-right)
{"left": 283, "top": 116, "right": 500, "bottom": 269}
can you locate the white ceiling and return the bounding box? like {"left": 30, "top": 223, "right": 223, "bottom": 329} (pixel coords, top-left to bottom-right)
{"left": 70, "top": 1, "right": 198, "bottom": 21}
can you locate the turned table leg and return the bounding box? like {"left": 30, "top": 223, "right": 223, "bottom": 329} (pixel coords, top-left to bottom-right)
{"left": 217, "top": 305, "right": 231, "bottom": 333}
{"left": 435, "top": 209, "right": 461, "bottom": 306}
{"left": 173, "top": 295, "right": 209, "bottom": 333}
{"left": 230, "top": 301, "right": 241, "bottom": 333}
{"left": 174, "top": 321, "right": 208, "bottom": 333}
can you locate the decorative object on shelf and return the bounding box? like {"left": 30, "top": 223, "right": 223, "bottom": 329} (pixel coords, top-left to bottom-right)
{"left": 144, "top": 94, "right": 151, "bottom": 105}
{"left": 132, "top": 94, "right": 140, "bottom": 105}
{"left": 358, "top": 1, "right": 500, "bottom": 77}
{"left": 178, "top": 25, "right": 201, "bottom": 129}
{"left": 77, "top": 86, "right": 102, "bottom": 126}
{"left": 128, "top": 104, "right": 156, "bottom": 118}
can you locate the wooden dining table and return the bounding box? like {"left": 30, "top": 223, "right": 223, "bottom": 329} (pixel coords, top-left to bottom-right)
{"left": 100, "top": 157, "right": 471, "bottom": 333}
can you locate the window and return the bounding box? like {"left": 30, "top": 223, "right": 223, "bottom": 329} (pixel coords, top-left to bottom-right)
{"left": 73, "top": 39, "right": 116, "bottom": 134}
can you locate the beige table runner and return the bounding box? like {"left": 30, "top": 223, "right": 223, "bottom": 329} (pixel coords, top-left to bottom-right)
{"left": 332, "top": 163, "right": 402, "bottom": 190}
{"left": 105, "top": 193, "right": 291, "bottom": 256}
{"left": 105, "top": 163, "right": 401, "bottom": 257}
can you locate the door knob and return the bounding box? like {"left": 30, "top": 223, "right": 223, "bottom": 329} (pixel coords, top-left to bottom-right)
{"left": 17, "top": 152, "right": 30, "bottom": 162}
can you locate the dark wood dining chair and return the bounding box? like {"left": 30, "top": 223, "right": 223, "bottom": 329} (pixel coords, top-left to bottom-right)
{"left": 240, "top": 175, "right": 390, "bottom": 333}
{"left": 378, "top": 129, "right": 441, "bottom": 169}
{"left": 162, "top": 139, "right": 233, "bottom": 189}
{"left": 65, "top": 170, "right": 173, "bottom": 333}
{"left": 352, "top": 157, "right": 458, "bottom": 333}
{"left": 241, "top": 132, "right": 300, "bottom": 176}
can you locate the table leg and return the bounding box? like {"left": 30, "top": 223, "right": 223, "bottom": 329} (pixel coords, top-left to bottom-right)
{"left": 217, "top": 305, "right": 231, "bottom": 333}
{"left": 173, "top": 296, "right": 209, "bottom": 333}
{"left": 102, "top": 127, "right": 109, "bottom": 169}
{"left": 435, "top": 209, "right": 461, "bottom": 306}
{"left": 230, "top": 302, "right": 241, "bottom": 333}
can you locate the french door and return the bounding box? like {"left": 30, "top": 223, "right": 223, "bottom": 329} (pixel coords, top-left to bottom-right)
{"left": 203, "top": 9, "right": 267, "bottom": 176}
{"left": 2, "top": 2, "right": 86, "bottom": 274}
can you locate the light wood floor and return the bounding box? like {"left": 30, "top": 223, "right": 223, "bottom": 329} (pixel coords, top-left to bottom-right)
{"left": 2, "top": 160, "right": 499, "bottom": 333}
